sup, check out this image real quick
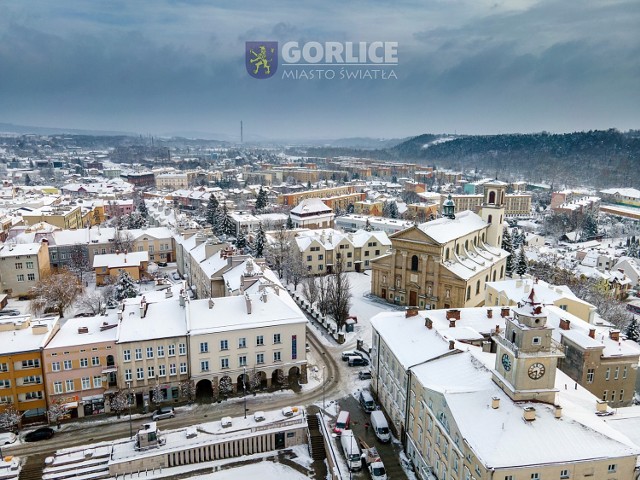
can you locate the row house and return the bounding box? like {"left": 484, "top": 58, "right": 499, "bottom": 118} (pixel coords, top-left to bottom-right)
{"left": 0, "top": 240, "right": 51, "bottom": 298}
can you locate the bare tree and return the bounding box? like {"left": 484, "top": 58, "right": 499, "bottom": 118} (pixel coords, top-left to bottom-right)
{"left": 0, "top": 405, "right": 22, "bottom": 432}
{"left": 30, "top": 270, "right": 82, "bottom": 318}
{"left": 219, "top": 376, "right": 233, "bottom": 396}
{"left": 113, "top": 229, "right": 135, "bottom": 253}
{"left": 67, "top": 244, "right": 91, "bottom": 284}
{"left": 47, "top": 399, "right": 68, "bottom": 428}
{"left": 316, "top": 276, "right": 330, "bottom": 317}
{"left": 301, "top": 276, "right": 319, "bottom": 306}
{"left": 109, "top": 390, "right": 130, "bottom": 418}
{"left": 284, "top": 248, "right": 308, "bottom": 290}
{"left": 179, "top": 380, "right": 196, "bottom": 402}
{"left": 76, "top": 287, "right": 113, "bottom": 315}
{"left": 266, "top": 225, "right": 290, "bottom": 279}
{"left": 326, "top": 257, "right": 352, "bottom": 331}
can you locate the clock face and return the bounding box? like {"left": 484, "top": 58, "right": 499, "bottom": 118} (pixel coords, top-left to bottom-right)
{"left": 528, "top": 363, "right": 546, "bottom": 380}
{"left": 501, "top": 353, "right": 512, "bottom": 371}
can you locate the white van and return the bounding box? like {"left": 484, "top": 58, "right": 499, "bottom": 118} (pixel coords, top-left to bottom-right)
{"left": 370, "top": 410, "right": 391, "bottom": 443}
{"left": 333, "top": 410, "right": 350, "bottom": 435}
{"left": 340, "top": 430, "right": 362, "bottom": 471}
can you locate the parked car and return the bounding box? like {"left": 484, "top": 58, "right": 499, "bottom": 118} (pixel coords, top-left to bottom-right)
{"left": 24, "top": 427, "right": 54, "bottom": 442}
{"left": 157, "top": 262, "right": 168, "bottom": 267}
{"left": 0, "top": 309, "right": 21, "bottom": 317}
{"left": 359, "top": 390, "right": 376, "bottom": 413}
{"left": 341, "top": 350, "right": 363, "bottom": 361}
{"left": 0, "top": 432, "right": 17, "bottom": 444}
{"left": 152, "top": 406, "right": 175, "bottom": 421}
{"left": 358, "top": 370, "right": 372, "bottom": 380}
{"left": 171, "top": 272, "right": 181, "bottom": 281}
{"left": 347, "top": 356, "right": 369, "bottom": 367}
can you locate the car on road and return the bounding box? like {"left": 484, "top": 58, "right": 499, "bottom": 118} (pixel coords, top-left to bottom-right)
{"left": 0, "top": 432, "right": 17, "bottom": 444}
{"left": 347, "top": 356, "right": 369, "bottom": 367}
{"left": 0, "top": 309, "right": 21, "bottom": 316}
{"left": 24, "top": 427, "right": 55, "bottom": 442}
{"left": 358, "top": 370, "right": 372, "bottom": 380}
{"left": 157, "top": 262, "right": 168, "bottom": 267}
{"left": 341, "top": 350, "right": 364, "bottom": 361}
{"left": 152, "top": 406, "right": 175, "bottom": 421}
{"left": 171, "top": 272, "right": 181, "bottom": 281}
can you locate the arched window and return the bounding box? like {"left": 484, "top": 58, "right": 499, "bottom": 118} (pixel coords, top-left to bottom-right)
{"left": 464, "top": 240, "right": 468, "bottom": 250}
{"left": 445, "top": 248, "right": 450, "bottom": 261}
{"left": 474, "top": 237, "right": 477, "bottom": 246}
{"left": 456, "top": 244, "right": 459, "bottom": 255}
{"left": 411, "top": 255, "right": 419, "bottom": 272}
{"left": 482, "top": 233, "right": 485, "bottom": 242}
{"left": 488, "top": 215, "right": 493, "bottom": 224}
{"left": 466, "top": 286, "right": 471, "bottom": 301}
{"left": 500, "top": 265, "right": 504, "bottom": 278}
{"left": 489, "top": 191, "right": 496, "bottom": 204}
{"left": 500, "top": 216, "right": 503, "bottom": 224}
{"left": 493, "top": 271, "right": 497, "bottom": 281}
{"left": 497, "top": 236, "right": 501, "bottom": 246}
{"left": 476, "top": 280, "right": 481, "bottom": 295}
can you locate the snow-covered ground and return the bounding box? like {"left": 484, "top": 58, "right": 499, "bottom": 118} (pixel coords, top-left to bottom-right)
{"left": 189, "top": 461, "right": 309, "bottom": 480}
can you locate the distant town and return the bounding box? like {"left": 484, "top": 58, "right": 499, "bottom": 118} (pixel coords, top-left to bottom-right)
{"left": 0, "top": 132, "right": 639, "bottom": 479}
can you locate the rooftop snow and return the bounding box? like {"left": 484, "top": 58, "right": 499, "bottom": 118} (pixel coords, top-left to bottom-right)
{"left": 416, "top": 210, "right": 487, "bottom": 244}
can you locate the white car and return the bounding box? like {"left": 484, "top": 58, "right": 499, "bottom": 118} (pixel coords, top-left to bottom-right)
{"left": 0, "top": 432, "right": 17, "bottom": 444}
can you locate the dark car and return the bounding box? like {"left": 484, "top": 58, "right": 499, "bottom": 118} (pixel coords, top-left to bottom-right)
{"left": 24, "top": 427, "right": 55, "bottom": 442}
{"left": 347, "top": 356, "right": 369, "bottom": 367}
{"left": 157, "top": 262, "right": 168, "bottom": 267}
{"left": 358, "top": 370, "right": 372, "bottom": 380}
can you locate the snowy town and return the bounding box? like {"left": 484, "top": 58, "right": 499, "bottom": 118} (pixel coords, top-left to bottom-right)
{"left": 0, "top": 134, "right": 636, "bottom": 480}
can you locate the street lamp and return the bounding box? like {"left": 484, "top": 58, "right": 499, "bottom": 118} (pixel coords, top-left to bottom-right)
{"left": 243, "top": 366, "right": 247, "bottom": 419}
{"left": 126, "top": 381, "right": 133, "bottom": 439}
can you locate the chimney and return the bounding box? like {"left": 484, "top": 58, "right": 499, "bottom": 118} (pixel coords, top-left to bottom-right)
{"left": 245, "top": 294, "right": 252, "bottom": 314}
{"left": 482, "top": 341, "right": 491, "bottom": 352}
{"left": 446, "top": 309, "right": 461, "bottom": 321}
{"left": 523, "top": 406, "right": 536, "bottom": 422}
{"left": 559, "top": 318, "right": 571, "bottom": 331}
{"left": 495, "top": 324, "right": 500, "bottom": 334}
{"left": 596, "top": 399, "right": 608, "bottom": 413}
{"left": 405, "top": 307, "right": 419, "bottom": 318}
{"left": 165, "top": 289, "right": 173, "bottom": 298}
{"left": 448, "top": 340, "right": 455, "bottom": 350}
{"left": 78, "top": 326, "right": 89, "bottom": 334}
{"left": 554, "top": 405, "right": 563, "bottom": 419}
{"left": 487, "top": 309, "right": 493, "bottom": 319}
{"left": 515, "top": 279, "right": 522, "bottom": 288}
{"left": 588, "top": 328, "right": 596, "bottom": 339}
{"left": 500, "top": 307, "right": 510, "bottom": 318}
{"left": 491, "top": 397, "right": 500, "bottom": 409}
{"left": 208, "top": 298, "right": 214, "bottom": 309}
{"left": 609, "top": 330, "right": 620, "bottom": 341}
{"left": 425, "top": 318, "right": 433, "bottom": 329}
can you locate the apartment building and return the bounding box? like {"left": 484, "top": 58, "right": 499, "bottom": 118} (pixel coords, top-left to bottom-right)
{"left": 438, "top": 193, "right": 532, "bottom": 218}
{"left": 336, "top": 214, "right": 414, "bottom": 235}
{"left": 0, "top": 316, "right": 60, "bottom": 419}
{"left": 289, "top": 198, "right": 335, "bottom": 229}
{"left": 22, "top": 204, "right": 84, "bottom": 229}
{"left": 0, "top": 240, "right": 51, "bottom": 297}
{"left": 130, "top": 227, "right": 176, "bottom": 263}
{"left": 43, "top": 316, "right": 118, "bottom": 418}
{"left": 93, "top": 251, "right": 149, "bottom": 286}
{"left": 278, "top": 185, "right": 359, "bottom": 207}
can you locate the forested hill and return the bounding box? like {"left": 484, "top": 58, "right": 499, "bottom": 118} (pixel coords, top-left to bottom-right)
{"left": 294, "top": 130, "right": 640, "bottom": 189}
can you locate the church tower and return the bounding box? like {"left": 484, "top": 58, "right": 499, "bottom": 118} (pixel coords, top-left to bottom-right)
{"left": 442, "top": 194, "right": 456, "bottom": 219}
{"left": 492, "top": 289, "right": 564, "bottom": 404}
{"left": 480, "top": 180, "right": 507, "bottom": 247}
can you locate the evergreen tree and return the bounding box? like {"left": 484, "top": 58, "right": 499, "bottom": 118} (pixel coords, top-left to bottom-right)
{"left": 511, "top": 227, "right": 522, "bottom": 249}
{"left": 236, "top": 228, "right": 247, "bottom": 250}
{"left": 502, "top": 228, "right": 514, "bottom": 276}
{"left": 364, "top": 218, "right": 373, "bottom": 232}
{"left": 388, "top": 201, "right": 399, "bottom": 219}
{"left": 24, "top": 173, "right": 31, "bottom": 186}
{"left": 581, "top": 213, "right": 599, "bottom": 240}
{"left": 625, "top": 318, "right": 640, "bottom": 342}
{"left": 206, "top": 193, "right": 219, "bottom": 228}
{"left": 626, "top": 239, "right": 639, "bottom": 258}
{"left": 255, "top": 187, "right": 268, "bottom": 212}
{"left": 515, "top": 245, "right": 528, "bottom": 276}
{"left": 114, "top": 270, "right": 138, "bottom": 300}
{"left": 138, "top": 199, "right": 148, "bottom": 219}
{"left": 286, "top": 215, "right": 294, "bottom": 230}
{"left": 217, "top": 203, "right": 235, "bottom": 237}
{"left": 254, "top": 223, "right": 266, "bottom": 257}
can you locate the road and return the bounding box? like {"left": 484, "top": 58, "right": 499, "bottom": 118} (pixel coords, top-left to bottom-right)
{"left": 4, "top": 324, "right": 345, "bottom": 459}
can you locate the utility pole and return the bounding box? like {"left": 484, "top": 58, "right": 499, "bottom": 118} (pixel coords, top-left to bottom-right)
{"left": 243, "top": 366, "right": 247, "bottom": 419}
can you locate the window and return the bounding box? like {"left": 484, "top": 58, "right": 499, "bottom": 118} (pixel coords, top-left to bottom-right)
{"left": 53, "top": 381, "right": 63, "bottom": 394}
{"left": 614, "top": 366, "right": 619, "bottom": 380}
{"left": 123, "top": 350, "right": 131, "bottom": 361}
{"left": 505, "top": 475, "right": 513, "bottom": 480}
{"left": 274, "top": 334, "right": 281, "bottom": 344}
{"left": 137, "top": 368, "right": 144, "bottom": 380}
{"left": 608, "top": 464, "right": 616, "bottom": 473}
{"left": 15, "top": 263, "right": 22, "bottom": 270}
{"left": 476, "top": 280, "right": 481, "bottom": 295}
{"left": 257, "top": 335, "right": 264, "bottom": 346}
{"left": 274, "top": 351, "right": 281, "bottom": 362}
{"left": 81, "top": 377, "right": 91, "bottom": 389}
{"left": 200, "top": 342, "right": 209, "bottom": 353}
{"left": 169, "top": 364, "right": 177, "bottom": 375}
{"left": 65, "top": 379, "right": 75, "bottom": 392}
{"left": 586, "top": 368, "right": 594, "bottom": 383}
{"left": 146, "top": 347, "right": 154, "bottom": 359}
{"left": 560, "top": 469, "right": 569, "bottom": 478}
{"left": 125, "top": 369, "right": 132, "bottom": 381}
{"left": 221, "top": 358, "right": 229, "bottom": 369}
{"left": 92, "top": 356, "right": 100, "bottom": 366}
{"left": 168, "top": 344, "right": 175, "bottom": 356}
{"left": 466, "top": 286, "right": 471, "bottom": 301}
{"left": 611, "top": 390, "right": 616, "bottom": 401}
{"left": 375, "top": 250, "right": 380, "bottom": 255}
{"left": 318, "top": 254, "right": 324, "bottom": 260}
{"left": 27, "top": 273, "right": 35, "bottom": 281}
{"left": 63, "top": 360, "right": 72, "bottom": 370}
{"left": 532, "top": 337, "right": 541, "bottom": 345}
{"left": 90, "top": 376, "right": 100, "bottom": 388}
{"left": 52, "top": 362, "right": 61, "bottom": 372}
{"left": 179, "top": 343, "right": 186, "bottom": 355}
{"left": 256, "top": 353, "right": 264, "bottom": 364}
{"left": 239, "top": 356, "right": 247, "bottom": 367}
{"left": 623, "top": 366, "right": 628, "bottom": 379}
{"left": 158, "top": 364, "right": 166, "bottom": 376}
{"left": 23, "top": 375, "right": 41, "bottom": 385}
{"left": 605, "top": 368, "right": 610, "bottom": 380}
{"left": 148, "top": 366, "right": 155, "bottom": 378}
{"left": 16, "top": 274, "right": 24, "bottom": 282}
{"left": 238, "top": 337, "right": 246, "bottom": 348}
{"left": 157, "top": 345, "right": 165, "bottom": 357}
{"left": 180, "top": 363, "right": 187, "bottom": 374}
{"left": 135, "top": 348, "right": 142, "bottom": 360}
{"left": 364, "top": 251, "right": 370, "bottom": 257}
{"left": 22, "top": 359, "right": 40, "bottom": 369}
{"left": 307, "top": 255, "right": 312, "bottom": 261}
{"left": 318, "top": 265, "right": 323, "bottom": 271}
{"left": 411, "top": 255, "right": 419, "bottom": 271}
{"left": 0, "top": 363, "right": 7, "bottom": 372}
{"left": 0, "top": 380, "right": 9, "bottom": 389}
{"left": 530, "top": 474, "right": 539, "bottom": 480}
{"left": 80, "top": 358, "right": 88, "bottom": 367}
{"left": 26, "top": 261, "right": 33, "bottom": 269}
{"left": 603, "top": 390, "right": 608, "bottom": 401}
{"left": 200, "top": 360, "right": 209, "bottom": 372}
{"left": 25, "top": 391, "right": 43, "bottom": 400}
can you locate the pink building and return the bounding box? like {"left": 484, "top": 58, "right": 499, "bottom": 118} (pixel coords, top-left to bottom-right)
{"left": 105, "top": 200, "right": 134, "bottom": 218}
{"left": 43, "top": 316, "right": 118, "bottom": 419}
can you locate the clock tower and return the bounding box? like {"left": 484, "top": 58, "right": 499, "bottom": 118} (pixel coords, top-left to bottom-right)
{"left": 492, "top": 288, "right": 564, "bottom": 404}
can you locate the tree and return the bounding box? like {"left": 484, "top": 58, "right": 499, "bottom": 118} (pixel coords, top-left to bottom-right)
{"left": 581, "top": 212, "right": 599, "bottom": 240}
{"left": 114, "top": 270, "right": 138, "bottom": 300}
{"left": 219, "top": 376, "right": 233, "bottom": 396}
{"left": 113, "top": 229, "right": 134, "bottom": 253}
{"left": 286, "top": 215, "right": 294, "bottom": 230}
{"left": 151, "top": 383, "right": 163, "bottom": 405}
{"left": 266, "top": 225, "right": 290, "bottom": 279}
{"left": 326, "top": 257, "right": 352, "bottom": 331}
{"left": 284, "top": 249, "right": 308, "bottom": 290}
{"left": 255, "top": 187, "right": 268, "bottom": 212}
{"left": 235, "top": 228, "right": 247, "bottom": 250}
{"left": 364, "top": 218, "right": 372, "bottom": 232}
{"left": 138, "top": 199, "right": 149, "bottom": 219}
{"left": 76, "top": 287, "right": 114, "bottom": 315}
{"left": 388, "top": 201, "right": 399, "bottom": 219}
{"left": 68, "top": 244, "right": 91, "bottom": 284}
{"left": 30, "top": 270, "right": 82, "bottom": 318}
{"left": 24, "top": 173, "right": 31, "bottom": 186}
{"left": 625, "top": 318, "right": 640, "bottom": 343}
{"left": 316, "top": 276, "right": 330, "bottom": 317}
{"left": 206, "top": 193, "right": 219, "bottom": 228}
{"left": 110, "top": 390, "right": 130, "bottom": 419}
{"left": 179, "top": 380, "right": 196, "bottom": 402}
{"left": 217, "top": 203, "right": 235, "bottom": 237}
{"left": 301, "top": 276, "right": 319, "bottom": 306}
{"left": 0, "top": 405, "right": 22, "bottom": 432}
{"left": 515, "top": 245, "right": 528, "bottom": 276}
{"left": 502, "top": 228, "right": 514, "bottom": 277}
{"left": 253, "top": 223, "right": 266, "bottom": 257}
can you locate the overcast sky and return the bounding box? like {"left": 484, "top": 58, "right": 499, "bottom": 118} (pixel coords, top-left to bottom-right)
{"left": 0, "top": 0, "right": 638, "bottom": 140}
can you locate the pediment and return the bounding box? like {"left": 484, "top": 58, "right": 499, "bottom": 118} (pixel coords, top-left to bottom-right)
{"left": 391, "top": 226, "right": 440, "bottom": 247}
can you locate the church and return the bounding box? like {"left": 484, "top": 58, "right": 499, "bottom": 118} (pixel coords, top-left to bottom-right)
{"left": 370, "top": 180, "right": 509, "bottom": 309}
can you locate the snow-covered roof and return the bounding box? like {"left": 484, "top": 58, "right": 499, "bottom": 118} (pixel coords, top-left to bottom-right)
{"left": 290, "top": 198, "right": 332, "bottom": 215}
{"left": 46, "top": 315, "right": 118, "bottom": 349}
{"left": 117, "top": 297, "right": 188, "bottom": 343}
{"left": 415, "top": 210, "right": 487, "bottom": 244}
{"left": 600, "top": 187, "right": 640, "bottom": 199}
{"left": 0, "top": 242, "right": 43, "bottom": 257}
{"left": 0, "top": 316, "right": 59, "bottom": 354}
{"left": 93, "top": 251, "right": 149, "bottom": 268}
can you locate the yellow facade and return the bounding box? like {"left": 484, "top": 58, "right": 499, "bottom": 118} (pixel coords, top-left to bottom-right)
{"left": 0, "top": 350, "right": 47, "bottom": 415}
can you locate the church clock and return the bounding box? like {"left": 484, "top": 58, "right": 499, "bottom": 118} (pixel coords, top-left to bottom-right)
{"left": 528, "top": 363, "right": 546, "bottom": 380}
{"left": 501, "top": 353, "right": 512, "bottom": 371}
